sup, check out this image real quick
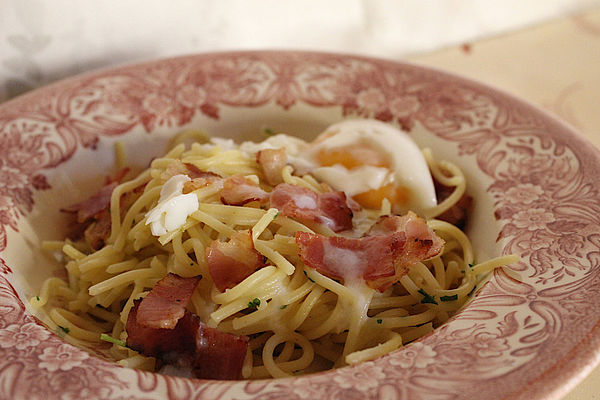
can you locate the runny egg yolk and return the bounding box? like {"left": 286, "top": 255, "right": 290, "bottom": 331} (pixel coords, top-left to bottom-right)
{"left": 316, "top": 145, "right": 388, "bottom": 169}
{"left": 315, "top": 143, "right": 411, "bottom": 210}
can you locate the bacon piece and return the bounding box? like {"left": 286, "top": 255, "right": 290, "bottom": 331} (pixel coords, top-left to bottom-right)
{"left": 183, "top": 172, "right": 222, "bottom": 194}
{"left": 62, "top": 168, "right": 132, "bottom": 248}
{"left": 220, "top": 176, "right": 269, "bottom": 206}
{"left": 161, "top": 160, "right": 223, "bottom": 194}
{"left": 206, "top": 230, "right": 266, "bottom": 292}
{"left": 136, "top": 273, "right": 202, "bottom": 329}
{"left": 126, "top": 300, "right": 248, "bottom": 380}
{"left": 434, "top": 180, "right": 473, "bottom": 229}
{"left": 62, "top": 181, "right": 117, "bottom": 223}
{"left": 270, "top": 183, "right": 353, "bottom": 232}
{"left": 296, "top": 212, "right": 444, "bottom": 291}
{"left": 256, "top": 148, "right": 287, "bottom": 186}
{"left": 369, "top": 212, "right": 445, "bottom": 266}
{"left": 63, "top": 168, "right": 131, "bottom": 223}
{"left": 162, "top": 160, "right": 213, "bottom": 181}
{"left": 83, "top": 209, "right": 112, "bottom": 250}
{"left": 296, "top": 230, "right": 405, "bottom": 284}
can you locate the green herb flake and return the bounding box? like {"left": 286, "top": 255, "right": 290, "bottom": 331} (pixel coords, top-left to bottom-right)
{"left": 418, "top": 289, "right": 438, "bottom": 305}
{"left": 280, "top": 305, "right": 288, "bottom": 310}
{"left": 58, "top": 326, "right": 70, "bottom": 334}
{"left": 248, "top": 298, "right": 261, "bottom": 309}
{"left": 440, "top": 294, "right": 459, "bottom": 302}
{"left": 273, "top": 211, "right": 280, "bottom": 220}
{"left": 35, "top": 296, "right": 40, "bottom": 301}
{"left": 100, "top": 333, "right": 128, "bottom": 347}
{"left": 376, "top": 319, "right": 383, "bottom": 324}
{"left": 468, "top": 263, "right": 474, "bottom": 268}
{"left": 468, "top": 285, "right": 478, "bottom": 297}
{"left": 303, "top": 271, "right": 315, "bottom": 283}
{"left": 264, "top": 127, "right": 275, "bottom": 136}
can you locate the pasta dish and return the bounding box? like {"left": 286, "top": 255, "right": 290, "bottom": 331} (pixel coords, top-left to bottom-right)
{"left": 33, "top": 119, "right": 517, "bottom": 380}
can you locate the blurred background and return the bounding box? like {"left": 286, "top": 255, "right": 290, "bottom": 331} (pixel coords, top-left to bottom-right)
{"left": 1, "top": 1, "right": 599, "bottom": 398}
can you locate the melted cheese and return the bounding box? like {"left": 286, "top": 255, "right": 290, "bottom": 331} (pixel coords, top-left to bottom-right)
{"left": 145, "top": 174, "right": 199, "bottom": 236}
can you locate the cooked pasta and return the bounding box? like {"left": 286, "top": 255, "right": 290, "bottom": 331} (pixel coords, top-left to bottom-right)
{"left": 32, "top": 119, "right": 518, "bottom": 379}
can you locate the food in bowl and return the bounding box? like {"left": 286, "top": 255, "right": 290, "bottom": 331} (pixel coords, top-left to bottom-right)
{"left": 32, "top": 119, "right": 517, "bottom": 379}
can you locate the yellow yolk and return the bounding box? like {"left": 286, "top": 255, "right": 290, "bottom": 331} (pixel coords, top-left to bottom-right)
{"left": 316, "top": 145, "right": 389, "bottom": 169}
{"left": 316, "top": 144, "right": 410, "bottom": 210}
{"left": 352, "top": 183, "right": 410, "bottom": 210}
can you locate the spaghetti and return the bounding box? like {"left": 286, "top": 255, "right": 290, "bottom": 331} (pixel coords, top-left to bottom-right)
{"left": 33, "top": 120, "right": 518, "bottom": 379}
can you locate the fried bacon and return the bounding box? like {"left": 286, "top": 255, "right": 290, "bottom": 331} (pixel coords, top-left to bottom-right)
{"left": 205, "top": 230, "right": 266, "bottom": 292}
{"left": 256, "top": 148, "right": 287, "bottom": 186}
{"left": 295, "top": 212, "right": 444, "bottom": 291}
{"left": 136, "top": 273, "right": 202, "bottom": 329}
{"left": 62, "top": 181, "right": 118, "bottom": 224}
{"left": 161, "top": 160, "right": 223, "bottom": 193}
{"left": 220, "top": 176, "right": 269, "bottom": 206}
{"left": 126, "top": 273, "right": 249, "bottom": 380}
{"left": 83, "top": 209, "right": 112, "bottom": 250}
{"left": 269, "top": 183, "right": 353, "bottom": 232}
{"left": 62, "top": 168, "right": 131, "bottom": 249}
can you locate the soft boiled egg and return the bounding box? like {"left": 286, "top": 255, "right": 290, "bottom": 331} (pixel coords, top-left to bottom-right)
{"left": 297, "top": 119, "right": 436, "bottom": 214}
{"left": 238, "top": 119, "right": 437, "bottom": 214}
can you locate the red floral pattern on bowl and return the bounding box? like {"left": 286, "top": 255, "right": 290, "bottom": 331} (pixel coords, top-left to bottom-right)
{"left": 1, "top": 51, "right": 599, "bottom": 399}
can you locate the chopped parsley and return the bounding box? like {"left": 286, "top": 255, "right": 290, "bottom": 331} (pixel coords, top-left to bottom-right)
{"left": 303, "top": 271, "right": 315, "bottom": 283}
{"left": 273, "top": 211, "right": 280, "bottom": 220}
{"left": 280, "top": 305, "right": 288, "bottom": 310}
{"left": 468, "top": 263, "right": 474, "bottom": 269}
{"left": 263, "top": 127, "right": 275, "bottom": 136}
{"left": 248, "top": 298, "right": 261, "bottom": 309}
{"left": 468, "top": 285, "right": 478, "bottom": 297}
{"left": 376, "top": 319, "right": 383, "bottom": 324}
{"left": 418, "top": 289, "right": 438, "bottom": 305}
{"left": 100, "top": 333, "right": 127, "bottom": 347}
{"left": 440, "top": 294, "right": 458, "bottom": 302}
{"left": 57, "top": 325, "right": 70, "bottom": 335}
{"left": 35, "top": 296, "right": 40, "bottom": 301}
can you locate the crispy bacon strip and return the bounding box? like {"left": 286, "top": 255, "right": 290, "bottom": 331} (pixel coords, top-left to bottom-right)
{"left": 270, "top": 183, "right": 353, "bottom": 232}
{"left": 62, "top": 181, "right": 118, "bottom": 223}
{"left": 161, "top": 160, "right": 223, "bottom": 193}
{"left": 206, "top": 230, "right": 266, "bottom": 292}
{"left": 62, "top": 168, "right": 132, "bottom": 249}
{"left": 83, "top": 209, "right": 112, "bottom": 250}
{"left": 296, "top": 212, "right": 444, "bottom": 291}
{"left": 136, "top": 273, "right": 202, "bottom": 329}
{"left": 256, "top": 148, "right": 287, "bottom": 186}
{"left": 126, "top": 301, "right": 248, "bottom": 380}
{"left": 220, "top": 176, "right": 269, "bottom": 206}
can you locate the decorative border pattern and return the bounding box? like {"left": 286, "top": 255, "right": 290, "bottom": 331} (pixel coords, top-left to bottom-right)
{"left": 1, "top": 51, "right": 599, "bottom": 399}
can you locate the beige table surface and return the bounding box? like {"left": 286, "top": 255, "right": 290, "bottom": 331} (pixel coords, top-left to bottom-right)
{"left": 409, "top": 7, "right": 600, "bottom": 399}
